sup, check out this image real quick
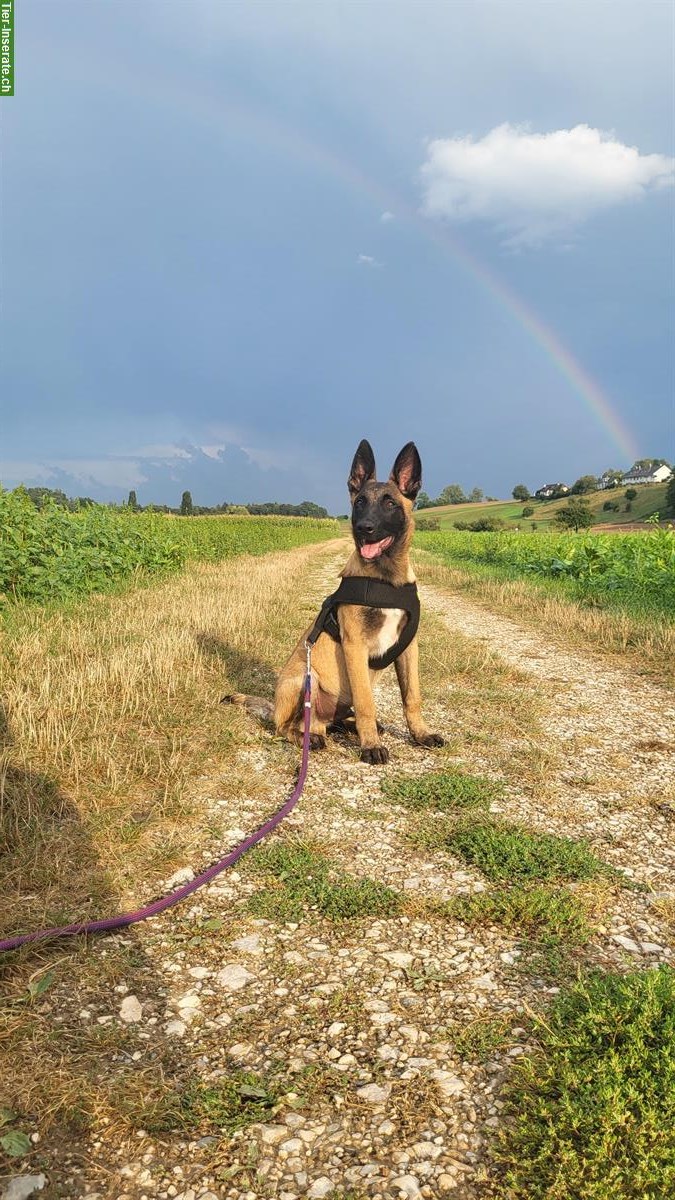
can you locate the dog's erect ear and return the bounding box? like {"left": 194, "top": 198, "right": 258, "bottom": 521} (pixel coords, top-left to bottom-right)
{"left": 348, "top": 439, "right": 376, "bottom": 497}
{"left": 389, "top": 442, "right": 422, "bottom": 500}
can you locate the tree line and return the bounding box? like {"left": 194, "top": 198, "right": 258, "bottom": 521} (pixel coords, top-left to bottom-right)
{"left": 9, "top": 487, "right": 329, "bottom": 520}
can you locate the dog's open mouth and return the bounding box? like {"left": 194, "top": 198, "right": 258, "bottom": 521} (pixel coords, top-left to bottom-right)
{"left": 359, "top": 536, "right": 394, "bottom": 560}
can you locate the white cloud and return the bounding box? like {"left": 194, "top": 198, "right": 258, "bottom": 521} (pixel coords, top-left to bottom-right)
{"left": 380, "top": 210, "right": 395, "bottom": 222}
{"left": 357, "top": 253, "right": 383, "bottom": 267}
{"left": 419, "top": 123, "right": 674, "bottom": 247}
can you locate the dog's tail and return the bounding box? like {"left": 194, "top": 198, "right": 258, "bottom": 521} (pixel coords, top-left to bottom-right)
{"left": 221, "top": 693, "right": 274, "bottom": 722}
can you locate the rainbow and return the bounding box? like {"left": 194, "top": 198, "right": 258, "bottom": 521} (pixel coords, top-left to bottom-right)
{"left": 105, "top": 64, "right": 641, "bottom": 464}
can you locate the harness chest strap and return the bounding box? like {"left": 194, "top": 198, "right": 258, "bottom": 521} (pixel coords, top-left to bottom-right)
{"left": 305, "top": 577, "right": 420, "bottom": 670}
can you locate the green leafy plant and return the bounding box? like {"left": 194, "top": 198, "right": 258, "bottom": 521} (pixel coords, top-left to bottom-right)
{"left": 492, "top": 966, "right": 675, "bottom": 1198}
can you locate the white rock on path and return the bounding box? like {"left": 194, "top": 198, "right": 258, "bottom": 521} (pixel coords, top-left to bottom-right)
{"left": 164, "top": 1019, "right": 186, "bottom": 1037}
{"left": 307, "top": 1179, "right": 333, "bottom": 1198}
{"left": 216, "top": 964, "right": 257, "bottom": 991}
{"left": 383, "top": 951, "right": 414, "bottom": 969}
{"left": 432, "top": 1070, "right": 465, "bottom": 1099}
{"left": 231, "top": 933, "right": 264, "bottom": 954}
{"left": 389, "top": 1175, "right": 422, "bottom": 1199}
{"left": 612, "top": 935, "right": 640, "bottom": 953}
{"left": 119, "top": 995, "right": 143, "bottom": 1023}
{"left": 356, "top": 1083, "right": 391, "bottom": 1104}
{"left": 1, "top": 1178, "right": 47, "bottom": 1200}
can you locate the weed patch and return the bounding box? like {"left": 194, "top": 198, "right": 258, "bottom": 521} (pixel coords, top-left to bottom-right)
{"left": 381, "top": 769, "right": 500, "bottom": 811}
{"left": 248, "top": 840, "right": 402, "bottom": 922}
{"left": 492, "top": 966, "right": 675, "bottom": 1198}
{"left": 448, "top": 1015, "right": 516, "bottom": 1063}
{"left": 421, "top": 814, "right": 618, "bottom": 883}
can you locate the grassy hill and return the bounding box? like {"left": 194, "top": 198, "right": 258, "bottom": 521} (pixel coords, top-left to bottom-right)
{"left": 416, "top": 482, "right": 671, "bottom": 532}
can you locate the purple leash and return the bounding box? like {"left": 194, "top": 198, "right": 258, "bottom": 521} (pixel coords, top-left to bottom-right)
{"left": 0, "top": 665, "right": 313, "bottom": 954}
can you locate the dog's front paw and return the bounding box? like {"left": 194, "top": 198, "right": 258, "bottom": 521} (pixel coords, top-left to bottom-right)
{"left": 360, "top": 745, "right": 389, "bottom": 765}
{"left": 414, "top": 732, "right": 445, "bottom": 748}
{"left": 309, "top": 734, "right": 327, "bottom": 750}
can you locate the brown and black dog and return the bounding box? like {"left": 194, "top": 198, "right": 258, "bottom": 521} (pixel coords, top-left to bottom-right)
{"left": 226, "top": 439, "right": 444, "bottom": 764}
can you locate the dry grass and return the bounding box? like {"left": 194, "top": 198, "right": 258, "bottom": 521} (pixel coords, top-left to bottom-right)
{"left": 0, "top": 542, "right": 346, "bottom": 1162}
{"left": 0, "top": 541, "right": 342, "bottom": 938}
{"left": 414, "top": 553, "right": 675, "bottom": 687}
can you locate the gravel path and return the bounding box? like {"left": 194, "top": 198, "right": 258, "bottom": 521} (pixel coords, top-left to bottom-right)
{"left": 10, "top": 554, "right": 674, "bottom": 1200}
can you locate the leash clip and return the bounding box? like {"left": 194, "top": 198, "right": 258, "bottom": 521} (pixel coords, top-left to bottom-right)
{"left": 304, "top": 639, "right": 312, "bottom": 678}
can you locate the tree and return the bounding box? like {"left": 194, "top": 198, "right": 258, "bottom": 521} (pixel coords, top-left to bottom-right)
{"left": 512, "top": 484, "right": 530, "bottom": 501}
{"left": 666, "top": 473, "right": 675, "bottom": 515}
{"left": 415, "top": 491, "right": 433, "bottom": 509}
{"left": 467, "top": 487, "right": 484, "bottom": 503}
{"left": 555, "top": 498, "right": 594, "bottom": 532}
{"left": 624, "top": 488, "right": 638, "bottom": 501}
{"left": 437, "top": 484, "right": 466, "bottom": 506}
{"left": 128, "top": 490, "right": 138, "bottom": 511}
{"left": 570, "top": 475, "right": 599, "bottom": 495}
{"left": 180, "top": 490, "right": 194, "bottom": 516}
{"left": 522, "top": 505, "right": 534, "bottom": 517}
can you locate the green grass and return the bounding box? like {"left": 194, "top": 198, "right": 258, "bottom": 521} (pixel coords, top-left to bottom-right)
{"left": 418, "top": 815, "right": 617, "bottom": 883}
{"left": 381, "top": 769, "right": 500, "bottom": 811}
{"left": 492, "top": 966, "right": 675, "bottom": 1199}
{"left": 247, "top": 840, "right": 402, "bottom": 922}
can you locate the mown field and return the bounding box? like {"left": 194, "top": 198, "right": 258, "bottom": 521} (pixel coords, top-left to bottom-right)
{"left": 418, "top": 481, "right": 670, "bottom": 531}
{"left": 0, "top": 489, "right": 340, "bottom": 605}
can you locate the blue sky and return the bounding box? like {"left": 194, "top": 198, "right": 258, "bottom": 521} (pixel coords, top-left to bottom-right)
{"left": 1, "top": 0, "right": 673, "bottom": 512}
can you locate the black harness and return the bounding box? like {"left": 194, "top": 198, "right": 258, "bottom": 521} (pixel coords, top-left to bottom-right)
{"left": 306, "top": 576, "right": 420, "bottom": 670}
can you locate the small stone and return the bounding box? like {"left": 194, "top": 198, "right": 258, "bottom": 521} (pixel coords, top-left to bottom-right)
{"left": 383, "top": 951, "right": 414, "bottom": 969}
{"left": 216, "top": 964, "right": 256, "bottom": 991}
{"left": 641, "top": 942, "right": 665, "bottom": 954}
{"left": 613, "top": 935, "right": 640, "bottom": 953}
{"left": 176, "top": 991, "right": 201, "bottom": 1010}
{"left": 378, "top": 1119, "right": 395, "bottom": 1134}
{"left": 228, "top": 1042, "right": 254, "bottom": 1060}
{"left": 280, "top": 1137, "right": 304, "bottom": 1154}
{"left": 437, "top": 1173, "right": 458, "bottom": 1191}
{"left": 231, "top": 934, "right": 263, "bottom": 954}
{"left": 188, "top": 966, "right": 210, "bottom": 979}
{"left": 164, "top": 1019, "right": 186, "bottom": 1037}
{"left": 389, "top": 1174, "right": 422, "bottom": 1199}
{"left": 119, "top": 995, "right": 143, "bottom": 1023}
{"left": 432, "top": 1070, "right": 465, "bottom": 1099}
{"left": 2, "top": 1181, "right": 48, "bottom": 1200}
{"left": 260, "top": 1124, "right": 288, "bottom": 1145}
{"left": 327, "top": 1022, "right": 346, "bottom": 1039}
{"left": 164, "top": 867, "right": 195, "bottom": 889}
{"left": 307, "top": 1179, "right": 333, "bottom": 1199}
{"left": 356, "top": 1083, "right": 391, "bottom": 1104}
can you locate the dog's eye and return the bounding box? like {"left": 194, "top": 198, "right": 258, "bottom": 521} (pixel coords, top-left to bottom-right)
{"left": 383, "top": 496, "right": 396, "bottom": 508}
{"left": 355, "top": 495, "right": 366, "bottom": 508}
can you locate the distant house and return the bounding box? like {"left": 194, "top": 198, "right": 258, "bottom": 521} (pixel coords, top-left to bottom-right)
{"left": 621, "top": 464, "right": 673, "bottom": 486}
{"left": 599, "top": 471, "right": 623, "bottom": 489}
{"left": 535, "top": 483, "right": 570, "bottom": 499}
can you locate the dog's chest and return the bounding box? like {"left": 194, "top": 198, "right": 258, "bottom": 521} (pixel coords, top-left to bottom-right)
{"left": 365, "top": 607, "right": 406, "bottom": 659}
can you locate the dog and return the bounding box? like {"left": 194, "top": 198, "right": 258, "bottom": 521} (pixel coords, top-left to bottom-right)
{"left": 224, "top": 439, "right": 444, "bottom": 764}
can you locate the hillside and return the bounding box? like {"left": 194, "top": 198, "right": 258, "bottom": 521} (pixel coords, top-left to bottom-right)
{"left": 417, "top": 481, "right": 671, "bottom": 531}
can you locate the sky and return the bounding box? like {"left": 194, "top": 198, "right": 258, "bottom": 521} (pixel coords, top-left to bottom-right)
{"left": 1, "top": 0, "right": 673, "bottom": 513}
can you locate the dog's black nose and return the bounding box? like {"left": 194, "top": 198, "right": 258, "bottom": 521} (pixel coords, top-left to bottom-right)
{"left": 355, "top": 521, "right": 375, "bottom": 537}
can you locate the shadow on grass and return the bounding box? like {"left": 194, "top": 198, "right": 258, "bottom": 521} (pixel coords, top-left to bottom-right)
{"left": 0, "top": 702, "right": 214, "bottom": 1189}
{"left": 195, "top": 632, "right": 278, "bottom": 700}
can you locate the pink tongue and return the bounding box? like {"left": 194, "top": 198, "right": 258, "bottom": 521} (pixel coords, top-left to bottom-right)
{"left": 360, "top": 537, "right": 393, "bottom": 560}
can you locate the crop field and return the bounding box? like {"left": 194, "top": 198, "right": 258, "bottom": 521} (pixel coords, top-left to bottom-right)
{"left": 416, "top": 522, "right": 675, "bottom": 619}
{"left": 0, "top": 489, "right": 340, "bottom": 605}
